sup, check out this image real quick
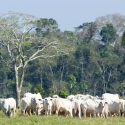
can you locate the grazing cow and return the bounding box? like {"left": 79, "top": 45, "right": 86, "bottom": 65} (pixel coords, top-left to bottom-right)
{"left": 81, "top": 98, "right": 104, "bottom": 118}
{"left": 53, "top": 98, "right": 73, "bottom": 117}
{"left": 2, "top": 98, "right": 16, "bottom": 117}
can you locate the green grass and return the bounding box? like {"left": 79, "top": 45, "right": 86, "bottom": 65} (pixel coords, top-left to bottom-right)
{"left": 0, "top": 111, "right": 125, "bottom": 125}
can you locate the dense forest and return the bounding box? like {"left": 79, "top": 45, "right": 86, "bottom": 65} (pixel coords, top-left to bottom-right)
{"left": 1, "top": 13, "right": 125, "bottom": 102}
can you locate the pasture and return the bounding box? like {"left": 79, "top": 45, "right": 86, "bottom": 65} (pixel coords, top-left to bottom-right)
{"left": 0, "top": 111, "right": 125, "bottom": 125}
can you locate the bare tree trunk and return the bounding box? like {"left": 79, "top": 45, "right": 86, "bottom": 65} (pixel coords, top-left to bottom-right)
{"left": 40, "top": 74, "right": 43, "bottom": 89}
{"left": 16, "top": 89, "right": 21, "bottom": 108}
{"left": 15, "top": 64, "right": 25, "bottom": 108}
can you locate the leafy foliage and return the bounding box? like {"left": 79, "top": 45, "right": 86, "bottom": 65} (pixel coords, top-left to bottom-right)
{"left": 100, "top": 23, "right": 117, "bottom": 43}
{"left": 121, "top": 31, "right": 125, "bottom": 48}
{"left": 0, "top": 13, "right": 125, "bottom": 98}
{"left": 59, "top": 90, "right": 68, "bottom": 98}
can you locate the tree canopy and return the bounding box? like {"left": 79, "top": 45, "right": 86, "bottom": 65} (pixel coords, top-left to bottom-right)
{"left": 0, "top": 13, "right": 125, "bottom": 101}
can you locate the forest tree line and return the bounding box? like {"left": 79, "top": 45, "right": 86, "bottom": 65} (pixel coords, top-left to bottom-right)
{"left": 0, "top": 13, "right": 125, "bottom": 105}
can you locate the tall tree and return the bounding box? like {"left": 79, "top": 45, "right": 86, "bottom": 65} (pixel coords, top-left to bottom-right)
{"left": 76, "top": 22, "right": 97, "bottom": 42}
{"left": 0, "top": 12, "right": 69, "bottom": 107}
{"left": 100, "top": 23, "right": 117, "bottom": 44}
{"left": 36, "top": 18, "right": 58, "bottom": 37}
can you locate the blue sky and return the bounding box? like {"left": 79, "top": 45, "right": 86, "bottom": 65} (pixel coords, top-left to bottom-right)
{"left": 0, "top": 0, "right": 125, "bottom": 31}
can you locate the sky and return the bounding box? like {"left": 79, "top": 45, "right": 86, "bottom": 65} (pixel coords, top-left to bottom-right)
{"left": 0, "top": 0, "right": 125, "bottom": 31}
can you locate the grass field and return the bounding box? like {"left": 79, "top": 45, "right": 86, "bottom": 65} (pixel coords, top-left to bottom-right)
{"left": 0, "top": 111, "right": 125, "bottom": 125}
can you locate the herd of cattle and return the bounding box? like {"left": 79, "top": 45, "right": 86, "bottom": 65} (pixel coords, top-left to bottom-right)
{"left": 0, "top": 93, "right": 125, "bottom": 118}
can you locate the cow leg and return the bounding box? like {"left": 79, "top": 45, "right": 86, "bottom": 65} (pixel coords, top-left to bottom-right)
{"left": 49, "top": 108, "right": 52, "bottom": 115}
{"left": 56, "top": 108, "right": 59, "bottom": 116}
{"left": 83, "top": 109, "right": 87, "bottom": 118}
{"left": 70, "top": 110, "right": 73, "bottom": 117}
{"left": 78, "top": 106, "right": 81, "bottom": 118}
{"left": 93, "top": 111, "right": 96, "bottom": 118}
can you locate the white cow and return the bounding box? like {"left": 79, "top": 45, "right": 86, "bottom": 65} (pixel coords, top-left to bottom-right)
{"left": 119, "top": 99, "right": 125, "bottom": 117}
{"left": 67, "top": 95, "right": 75, "bottom": 100}
{"left": 99, "top": 101, "right": 109, "bottom": 118}
{"left": 43, "top": 97, "right": 53, "bottom": 116}
{"left": 52, "top": 95, "right": 59, "bottom": 98}
{"left": 2, "top": 98, "right": 16, "bottom": 117}
{"left": 75, "top": 94, "right": 84, "bottom": 100}
{"left": 67, "top": 96, "right": 83, "bottom": 118}
{"left": 53, "top": 98, "right": 73, "bottom": 117}
{"left": 75, "top": 94, "right": 95, "bottom": 101}
{"left": 102, "top": 93, "right": 119, "bottom": 101}
{"left": 31, "top": 93, "right": 43, "bottom": 115}
{"left": 21, "top": 96, "right": 31, "bottom": 115}
{"left": 108, "top": 101, "right": 120, "bottom": 116}
{"left": 99, "top": 99, "right": 121, "bottom": 117}
{"left": 21, "top": 92, "right": 43, "bottom": 115}
{"left": 102, "top": 93, "right": 121, "bottom": 116}
{"left": 81, "top": 98, "right": 104, "bottom": 118}
{"left": 101, "top": 93, "right": 121, "bottom": 116}
{"left": 71, "top": 98, "right": 82, "bottom": 118}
